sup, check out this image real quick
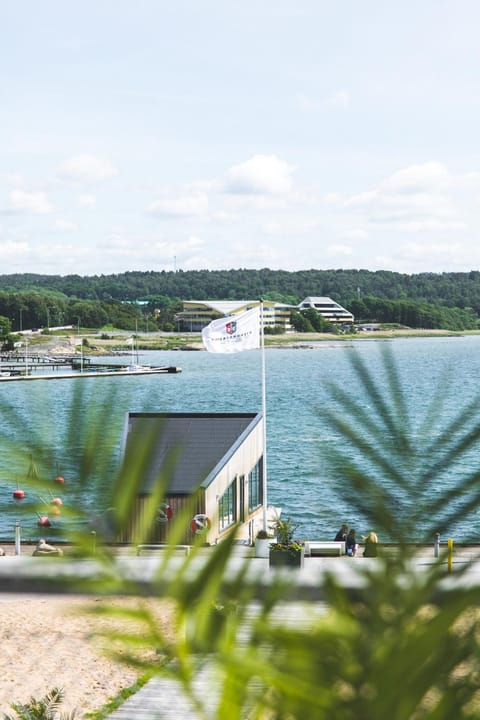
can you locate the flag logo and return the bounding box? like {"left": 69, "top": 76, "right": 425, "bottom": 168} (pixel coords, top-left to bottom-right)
{"left": 202, "top": 306, "right": 260, "bottom": 354}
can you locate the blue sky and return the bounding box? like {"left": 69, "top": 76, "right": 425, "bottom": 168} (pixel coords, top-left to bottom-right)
{"left": 2, "top": 1, "right": 480, "bottom": 276}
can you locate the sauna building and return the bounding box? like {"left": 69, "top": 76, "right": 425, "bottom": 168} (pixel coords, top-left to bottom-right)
{"left": 117, "top": 411, "right": 265, "bottom": 546}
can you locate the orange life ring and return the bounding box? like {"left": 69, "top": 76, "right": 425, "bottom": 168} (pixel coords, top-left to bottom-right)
{"left": 191, "top": 514, "right": 211, "bottom": 534}
{"left": 156, "top": 503, "right": 173, "bottom": 523}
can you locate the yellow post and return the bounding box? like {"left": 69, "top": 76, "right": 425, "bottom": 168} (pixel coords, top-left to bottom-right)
{"left": 447, "top": 537, "right": 453, "bottom": 573}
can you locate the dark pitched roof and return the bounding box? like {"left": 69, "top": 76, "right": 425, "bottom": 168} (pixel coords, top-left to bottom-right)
{"left": 122, "top": 412, "right": 261, "bottom": 494}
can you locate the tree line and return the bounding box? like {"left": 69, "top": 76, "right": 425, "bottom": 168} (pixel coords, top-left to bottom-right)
{"left": 0, "top": 268, "right": 479, "bottom": 333}
{"left": 2, "top": 268, "right": 480, "bottom": 310}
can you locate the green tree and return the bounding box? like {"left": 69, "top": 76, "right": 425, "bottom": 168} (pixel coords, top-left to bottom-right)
{"left": 0, "top": 315, "right": 11, "bottom": 338}
{"left": 290, "top": 310, "right": 314, "bottom": 332}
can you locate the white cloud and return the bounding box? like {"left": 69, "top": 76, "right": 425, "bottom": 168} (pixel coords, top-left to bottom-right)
{"left": 398, "top": 240, "right": 463, "bottom": 261}
{"left": 148, "top": 190, "right": 209, "bottom": 217}
{"left": 5, "top": 172, "right": 24, "bottom": 187}
{"left": 78, "top": 194, "right": 96, "bottom": 208}
{"left": 211, "top": 210, "right": 237, "bottom": 222}
{"left": 263, "top": 219, "right": 318, "bottom": 235}
{"left": 340, "top": 228, "right": 369, "bottom": 241}
{"left": 8, "top": 189, "right": 53, "bottom": 214}
{"left": 345, "top": 190, "right": 378, "bottom": 208}
{"left": 57, "top": 155, "right": 118, "bottom": 184}
{"left": 326, "top": 243, "right": 354, "bottom": 257}
{"left": 378, "top": 219, "right": 467, "bottom": 232}
{"left": 380, "top": 162, "right": 452, "bottom": 193}
{"left": 225, "top": 154, "right": 294, "bottom": 195}
{"left": 184, "top": 234, "right": 204, "bottom": 249}
{"left": 323, "top": 192, "right": 343, "bottom": 206}
{"left": 325, "top": 89, "right": 350, "bottom": 109}
{"left": 344, "top": 163, "right": 468, "bottom": 232}
{"left": 295, "top": 93, "right": 319, "bottom": 112}
{"left": 0, "top": 239, "right": 30, "bottom": 257}
{"left": 54, "top": 219, "right": 78, "bottom": 232}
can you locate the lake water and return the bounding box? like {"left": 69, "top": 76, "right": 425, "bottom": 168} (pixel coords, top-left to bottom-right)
{"left": 2, "top": 334, "right": 480, "bottom": 543}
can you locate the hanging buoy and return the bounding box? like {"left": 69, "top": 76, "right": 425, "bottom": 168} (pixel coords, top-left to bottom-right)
{"left": 13, "top": 489, "right": 25, "bottom": 501}
{"left": 156, "top": 503, "right": 173, "bottom": 523}
{"left": 190, "top": 514, "right": 211, "bottom": 534}
{"left": 50, "top": 497, "right": 63, "bottom": 507}
{"left": 37, "top": 516, "right": 51, "bottom": 528}
{"left": 54, "top": 464, "right": 65, "bottom": 484}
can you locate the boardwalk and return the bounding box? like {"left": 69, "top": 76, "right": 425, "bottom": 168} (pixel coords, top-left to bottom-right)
{"left": 107, "top": 664, "right": 220, "bottom": 719}
{"left": 107, "top": 600, "right": 328, "bottom": 719}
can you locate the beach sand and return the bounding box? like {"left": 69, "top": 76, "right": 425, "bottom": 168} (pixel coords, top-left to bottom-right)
{"left": 0, "top": 592, "right": 175, "bottom": 718}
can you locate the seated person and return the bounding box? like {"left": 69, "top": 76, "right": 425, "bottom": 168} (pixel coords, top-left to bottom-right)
{"left": 334, "top": 523, "right": 349, "bottom": 542}
{"left": 346, "top": 529, "right": 359, "bottom": 556}
{"left": 362, "top": 531, "right": 378, "bottom": 557}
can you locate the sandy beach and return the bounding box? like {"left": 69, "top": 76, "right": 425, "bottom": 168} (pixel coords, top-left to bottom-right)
{"left": 0, "top": 592, "right": 175, "bottom": 718}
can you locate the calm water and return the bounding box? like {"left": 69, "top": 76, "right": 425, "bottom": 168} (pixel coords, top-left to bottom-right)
{"left": 1, "top": 335, "right": 480, "bottom": 542}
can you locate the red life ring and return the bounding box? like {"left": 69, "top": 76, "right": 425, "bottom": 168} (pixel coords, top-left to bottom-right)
{"left": 191, "top": 514, "right": 211, "bottom": 534}
{"left": 156, "top": 503, "right": 173, "bottom": 523}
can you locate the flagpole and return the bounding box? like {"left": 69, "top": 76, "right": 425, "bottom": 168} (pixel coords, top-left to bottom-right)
{"left": 260, "top": 299, "right": 268, "bottom": 532}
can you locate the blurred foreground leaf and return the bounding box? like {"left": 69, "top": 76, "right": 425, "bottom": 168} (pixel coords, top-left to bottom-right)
{"left": 3, "top": 348, "right": 480, "bottom": 718}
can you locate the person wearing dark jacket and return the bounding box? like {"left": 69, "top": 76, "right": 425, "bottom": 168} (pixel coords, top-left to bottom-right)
{"left": 334, "top": 523, "right": 349, "bottom": 542}
{"left": 346, "top": 528, "right": 358, "bottom": 556}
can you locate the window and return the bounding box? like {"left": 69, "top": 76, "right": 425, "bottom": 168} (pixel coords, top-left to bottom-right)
{"left": 248, "top": 457, "right": 263, "bottom": 512}
{"left": 219, "top": 479, "right": 237, "bottom": 531}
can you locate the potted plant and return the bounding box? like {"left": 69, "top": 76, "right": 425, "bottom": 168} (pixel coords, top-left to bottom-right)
{"left": 269, "top": 516, "right": 304, "bottom": 568}
{"left": 255, "top": 528, "right": 273, "bottom": 558}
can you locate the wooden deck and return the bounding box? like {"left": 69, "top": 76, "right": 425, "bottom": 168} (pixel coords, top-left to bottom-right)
{"left": 107, "top": 600, "right": 327, "bottom": 719}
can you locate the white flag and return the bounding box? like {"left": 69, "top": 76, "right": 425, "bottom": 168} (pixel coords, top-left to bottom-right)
{"left": 202, "top": 306, "right": 260, "bottom": 354}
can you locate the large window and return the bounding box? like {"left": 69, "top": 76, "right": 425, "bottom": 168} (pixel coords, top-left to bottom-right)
{"left": 219, "top": 478, "right": 237, "bottom": 531}
{"left": 248, "top": 457, "right": 263, "bottom": 512}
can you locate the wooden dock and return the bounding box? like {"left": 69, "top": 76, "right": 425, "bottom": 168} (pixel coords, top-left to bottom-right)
{"left": 0, "top": 364, "right": 181, "bottom": 381}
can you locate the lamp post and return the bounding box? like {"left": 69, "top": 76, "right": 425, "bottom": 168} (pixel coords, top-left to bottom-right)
{"left": 24, "top": 337, "right": 29, "bottom": 376}
{"left": 76, "top": 317, "right": 83, "bottom": 372}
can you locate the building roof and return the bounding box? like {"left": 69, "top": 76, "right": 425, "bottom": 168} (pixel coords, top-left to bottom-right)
{"left": 184, "top": 300, "right": 257, "bottom": 314}
{"left": 183, "top": 300, "right": 293, "bottom": 314}
{"left": 301, "top": 296, "right": 341, "bottom": 305}
{"left": 121, "top": 412, "right": 262, "bottom": 495}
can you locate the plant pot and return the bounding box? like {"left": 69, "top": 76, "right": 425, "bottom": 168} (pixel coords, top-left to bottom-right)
{"left": 269, "top": 546, "right": 305, "bottom": 568}
{"left": 255, "top": 538, "right": 271, "bottom": 558}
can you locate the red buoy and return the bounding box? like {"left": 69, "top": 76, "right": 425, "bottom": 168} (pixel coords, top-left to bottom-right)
{"left": 50, "top": 497, "right": 63, "bottom": 507}
{"left": 13, "top": 489, "right": 25, "bottom": 501}
{"left": 38, "top": 516, "right": 51, "bottom": 527}
{"left": 54, "top": 476, "right": 65, "bottom": 485}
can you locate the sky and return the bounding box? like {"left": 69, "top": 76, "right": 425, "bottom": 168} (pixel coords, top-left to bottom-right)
{"left": 3, "top": 1, "right": 480, "bottom": 277}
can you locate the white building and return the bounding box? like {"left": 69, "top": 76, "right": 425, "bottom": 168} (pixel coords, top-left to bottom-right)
{"left": 298, "top": 297, "right": 354, "bottom": 324}
{"left": 176, "top": 300, "right": 294, "bottom": 332}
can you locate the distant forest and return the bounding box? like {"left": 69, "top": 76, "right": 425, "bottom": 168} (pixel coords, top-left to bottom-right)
{"left": 0, "top": 268, "right": 480, "bottom": 332}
